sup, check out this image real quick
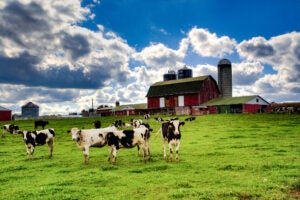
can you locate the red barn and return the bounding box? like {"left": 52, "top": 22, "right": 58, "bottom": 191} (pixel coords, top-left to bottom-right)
{"left": 0, "top": 106, "right": 12, "bottom": 121}
{"left": 146, "top": 75, "right": 220, "bottom": 114}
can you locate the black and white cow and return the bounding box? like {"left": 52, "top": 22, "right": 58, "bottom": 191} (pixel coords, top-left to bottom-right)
{"left": 154, "top": 117, "right": 164, "bottom": 122}
{"left": 185, "top": 117, "right": 196, "bottom": 121}
{"left": 114, "top": 119, "right": 124, "bottom": 128}
{"left": 160, "top": 119, "right": 185, "bottom": 161}
{"left": 34, "top": 120, "right": 49, "bottom": 129}
{"left": 2, "top": 124, "right": 19, "bottom": 137}
{"left": 144, "top": 114, "right": 150, "bottom": 120}
{"left": 68, "top": 126, "right": 118, "bottom": 163}
{"left": 19, "top": 128, "right": 55, "bottom": 159}
{"left": 106, "top": 124, "right": 152, "bottom": 164}
{"left": 131, "top": 119, "right": 143, "bottom": 128}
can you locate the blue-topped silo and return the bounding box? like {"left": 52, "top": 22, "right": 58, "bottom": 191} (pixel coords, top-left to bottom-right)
{"left": 178, "top": 66, "right": 192, "bottom": 79}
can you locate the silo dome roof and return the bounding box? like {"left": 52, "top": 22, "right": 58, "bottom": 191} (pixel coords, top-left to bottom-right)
{"left": 218, "top": 58, "right": 231, "bottom": 65}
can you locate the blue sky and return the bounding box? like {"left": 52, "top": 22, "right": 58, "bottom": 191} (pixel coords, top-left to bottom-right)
{"left": 0, "top": 0, "right": 299, "bottom": 115}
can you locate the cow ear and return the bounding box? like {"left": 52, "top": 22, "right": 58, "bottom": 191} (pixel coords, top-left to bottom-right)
{"left": 67, "top": 130, "right": 70, "bottom": 134}
{"left": 180, "top": 122, "right": 185, "bottom": 126}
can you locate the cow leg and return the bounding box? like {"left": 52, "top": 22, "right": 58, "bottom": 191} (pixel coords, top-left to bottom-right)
{"left": 107, "top": 146, "right": 113, "bottom": 162}
{"left": 111, "top": 147, "right": 117, "bottom": 164}
{"left": 82, "top": 146, "right": 89, "bottom": 164}
{"left": 26, "top": 144, "right": 34, "bottom": 160}
{"left": 147, "top": 140, "right": 150, "bottom": 156}
{"left": 142, "top": 144, "right": 149, "bottom": 162}
{"left": 2, "top": 130, "right": 7, "bottom": 137}
{"left": 137, "top": 145, "right": 140, "bottom": 156}
{"left": 47, "top": 140, "right": 53, "bottom": 158}
{"left": 169, "top": 142, "right": 173, "bottom": 162}
{"left": 163, "top": 139, "right": 167, "bottom": 160}
{"left": 175, "top": 140, "right": 180, "bottom": 161}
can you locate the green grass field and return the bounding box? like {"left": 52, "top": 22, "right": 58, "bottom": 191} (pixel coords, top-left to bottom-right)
{"left": 0, "top": 114, "right": 299, "bottom": 200}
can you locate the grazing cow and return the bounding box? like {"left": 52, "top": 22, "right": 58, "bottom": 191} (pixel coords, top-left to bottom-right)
{"left": 94, "top": 120, "right": 101, "bottom": 129}
{"left": 160, "top": 119, "right": 185, "bottom": 161}
{"left": 114, "top": 119, "right": 124, "bottom": 128}
{"left": 185, "top": 117, "right": 196, "bottom": 121}
{"left": 2, "top": 124, "right": 19, "bottom": 137}
{"left": 144, "top": 114, "right": 150, "bottom": 120}
{"left": 68, "top": 126, "right": 117, "bottom": 163}
{"left": 19, "top": 128, "right": 55, "bottom": 159}
{"left": 106, "top": 124, "right": 152, "bottom": 164}
{"left": 131, "top": 119, "right": 143, "bottom": 128}
{"left": 154, "top": 117, "right": 164, "bottom": 122}
{"left": 34, "top": 120, "right": 49, "bottom": 129}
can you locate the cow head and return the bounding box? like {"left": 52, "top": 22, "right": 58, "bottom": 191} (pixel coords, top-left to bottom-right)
{"left": 132, "top": 119, "right": 143, "bottom": 128}
{"left": 170, "top": 120, "right": 185, "bottom": 135}
{"left": 68, "top": 128, "right": 81, "bottom": 142}
{"left": 18, "top": 130, "right": 37, "bottom": 145}
{"left": 17, "top": 130, "right": 28, "bottom": 141}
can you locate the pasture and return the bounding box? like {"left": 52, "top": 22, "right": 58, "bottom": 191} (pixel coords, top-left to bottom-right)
{"left": 0, "top": 114, "right": 299, "bottom": 200}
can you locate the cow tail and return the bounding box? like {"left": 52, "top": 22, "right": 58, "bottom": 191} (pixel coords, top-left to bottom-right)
{"left": 155, "top": 128, "right": 162, "bottom": 138}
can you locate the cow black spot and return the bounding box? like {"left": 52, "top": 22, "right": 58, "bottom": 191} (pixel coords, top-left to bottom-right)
{"left": 48, "top": 129, "right": 55, "bottom": 136}
{"left": 107, "top": 132, "right": 120, "bottom": 149}
{"left": 120, "top": 130, "right": 134, "bottom": 148}
{"left": 25, "top": 133, "right": 36, "bottom": 146}
{"left": 35, "top": 133, "right": 47, "bottom": 145}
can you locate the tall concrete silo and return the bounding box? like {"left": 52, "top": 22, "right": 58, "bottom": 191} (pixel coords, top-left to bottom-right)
{"left": 218, "top": 59, "right": 232, "bottom": 97}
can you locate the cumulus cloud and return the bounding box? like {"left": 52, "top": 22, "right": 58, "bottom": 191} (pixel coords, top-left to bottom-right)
{"left": 132, "top": 41, "right": 187, "bottom": 69}
{"left": 188, "top": 27, "right": 237, "bottom": 57}
{"left": 236, "top": 32, "right": 300, "bottom": 98}
{"left": 192, "top": 64, "right": 217, "bottom": 80}
{"left": 0, "top": 0, "right": 134, "bottom": 90}
{"left": 233, "top": 62, "right": 264, "bottom": 85}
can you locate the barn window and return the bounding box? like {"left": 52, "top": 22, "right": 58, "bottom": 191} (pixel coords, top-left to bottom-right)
{"left": 256, "top": 98, "right": 259, "bottom": 103}
{"left": 178, "top": 96, "right": 184, "bottom": 106}
{"left": 159, "top": 97, "right": 165, "bottom": 108}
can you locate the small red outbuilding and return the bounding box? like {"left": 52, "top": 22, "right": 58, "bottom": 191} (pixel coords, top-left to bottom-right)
{"left": 0, "top": 106, "right": 12, "bottom": 121}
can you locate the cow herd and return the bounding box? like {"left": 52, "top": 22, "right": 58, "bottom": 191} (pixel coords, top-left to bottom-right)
{"left": 2, "top": 115, "right": 193, "bottom": 165}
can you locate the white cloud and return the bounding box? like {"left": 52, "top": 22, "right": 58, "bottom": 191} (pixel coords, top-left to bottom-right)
{"left": 192, "top": 64, "right": 217, "bottom": 80}
{"left": 188, "top": 27, "right": 237, "bottom": 57}
{"left": 233, "top": 62, "right": 264, "bottom": 85}
{"left": 132, "top": 42, "right": 186, "bottom": 69}
{"left": 236, "top": 32, "right": 300, "bottom": 101}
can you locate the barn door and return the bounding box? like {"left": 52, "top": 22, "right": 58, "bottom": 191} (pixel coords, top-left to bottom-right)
{"left": 159, "top": 97, "right": 165, "bottom": 108}
{"left": 178, "top": 95, "right": 184, "bottom": 106}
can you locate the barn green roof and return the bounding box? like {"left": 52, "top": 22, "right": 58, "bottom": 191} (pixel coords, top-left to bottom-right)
{"left": 202, "top": 95, "right": 260, "bottom": 106}
{"left": 146, "top": 76, "right": 212, "bottom": 97}
{"left": 113, "top": 103, "right": 147, "bottom": 111}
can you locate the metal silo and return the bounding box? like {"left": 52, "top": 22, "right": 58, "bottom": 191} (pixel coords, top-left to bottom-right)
{"left": 163, "top": 70, "right": 177, "bottom": 81}
{"left": 218, "top": 59, "right": 232, "bottom": 97}
{"left": 178, "top": 66, "right": 192, "bottom": 79}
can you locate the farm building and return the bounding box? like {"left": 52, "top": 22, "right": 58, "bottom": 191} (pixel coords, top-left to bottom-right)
{"left": 201, "top": 95, "right": 271, "bottom": 114}
{"left": 0, "top": 106, "right": 12, "bottom": 121}
{"left": 21, "top": 102, "right": 39, "bottom": 118}
{"left": 96, "top": 103, "right": 148, "bottom": 116}
{"left": 146, "top": 75, "right": 220, "bottom": 115}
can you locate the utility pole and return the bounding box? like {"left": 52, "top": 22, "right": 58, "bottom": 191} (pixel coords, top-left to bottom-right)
{"left": 92, "top": 98, "right": 94, "bottom": 111}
